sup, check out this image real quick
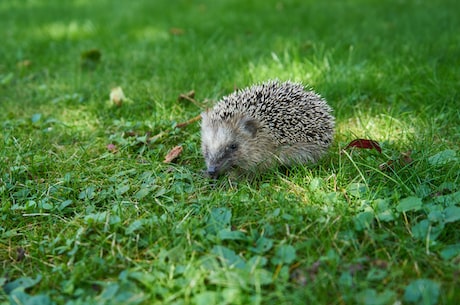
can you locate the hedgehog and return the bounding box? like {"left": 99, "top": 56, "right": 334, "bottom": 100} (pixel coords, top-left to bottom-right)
{"left": 200, "top": 80, "right": 334, "bottom": 178}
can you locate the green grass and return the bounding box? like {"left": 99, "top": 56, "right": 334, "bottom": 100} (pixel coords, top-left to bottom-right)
{"left": 1, "top": 0, "right": 459, "bottom": 304}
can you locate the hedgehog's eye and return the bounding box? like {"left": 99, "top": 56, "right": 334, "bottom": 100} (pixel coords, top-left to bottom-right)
{"left": 229, "top": 143, "right": 238, "bottom": 151}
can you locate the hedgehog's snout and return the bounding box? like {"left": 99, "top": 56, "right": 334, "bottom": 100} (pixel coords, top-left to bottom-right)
{"left": 206, "top": 165, "right": 219, "bottom": 179}
{"left": 205, "top": 155, "right": 235, "bottom": 179}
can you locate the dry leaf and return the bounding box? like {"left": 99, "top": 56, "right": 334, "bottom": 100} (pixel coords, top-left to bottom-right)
{"left": 372, "top": 259, "right": 389, "bottom": 269}
{"left": 17, "top": 60, "right": 32, "bottom": 69}
{"left": 124, "top": 131, "right": 138, "bottom": 138}
{"left": 379, "top": 150, "right": 413, "bottom": 171}
{"left": 344, "top": 139, "right": 382, "bottom": 153}
{"left": 164, "top": 145, "right": 183, "bottom": 163}
{"left": 169, "top": 28, "right": 184, "bottom": 35}
{"left": 110, "top": 86, "right": 126, "bottom": 107}
{"left": 17, "top": 247, "right": 26, "bottom": 261}
{"left": 400, "top": 150, "right": 413, "bottom": 165}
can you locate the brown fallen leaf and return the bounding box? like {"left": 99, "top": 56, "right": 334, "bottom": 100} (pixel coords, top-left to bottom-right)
{"left": 164, "top": 145, "right": 183, "bottom": 163}
{"left": 169, "top": 28, "right": 184, "bottom": 35}
{"left": 110, "top": 87, "right": 126, "bottom": 107}
{"left": 17, "top": 247, "right": 26, "bottom": 261}
{"left": 17, "top": 60, "right": 32, "bottom": 69}
{"left": 400, "top": 150, "right": 413, "bottom": 164}
{"left": 379, "top": 150, "right": 413, "bottom": 171}
{"left": 124, "top": 131, "right": 138, "bottom": 138}
{"left": 344, "top": 139, "right": 382, "bottom": 153}
{"left": 371, "top": 259, "right": 389, "bottom": 269}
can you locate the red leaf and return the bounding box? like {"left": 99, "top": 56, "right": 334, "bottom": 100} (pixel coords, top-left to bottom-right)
{"left": 344, "top": 139, "right": 382, "bottom": 153}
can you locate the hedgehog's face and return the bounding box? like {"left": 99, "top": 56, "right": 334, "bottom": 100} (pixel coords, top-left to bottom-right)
{"left": 201, "top": 112, "right": 259, "bottom": 178}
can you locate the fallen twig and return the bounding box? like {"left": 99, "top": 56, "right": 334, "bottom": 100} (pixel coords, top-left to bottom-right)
{"left": 178, "top": 90, "right": 204, "bottom": 108}
{"left": 176, "top": 114, "right": 202, "bottom": 128}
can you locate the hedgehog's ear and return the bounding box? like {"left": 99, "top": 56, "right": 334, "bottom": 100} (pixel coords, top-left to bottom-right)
{"left": 240, "top": 117, "right": 259, "bottom": 138}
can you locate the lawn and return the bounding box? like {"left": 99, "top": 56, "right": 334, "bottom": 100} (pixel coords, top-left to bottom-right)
{"left": 1, "top": 0, "right": 459, "bottom": 304}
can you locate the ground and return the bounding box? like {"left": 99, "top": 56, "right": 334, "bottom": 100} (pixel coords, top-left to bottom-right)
{"left": 1, "top": 0, "right": 459, "bottom": 304}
